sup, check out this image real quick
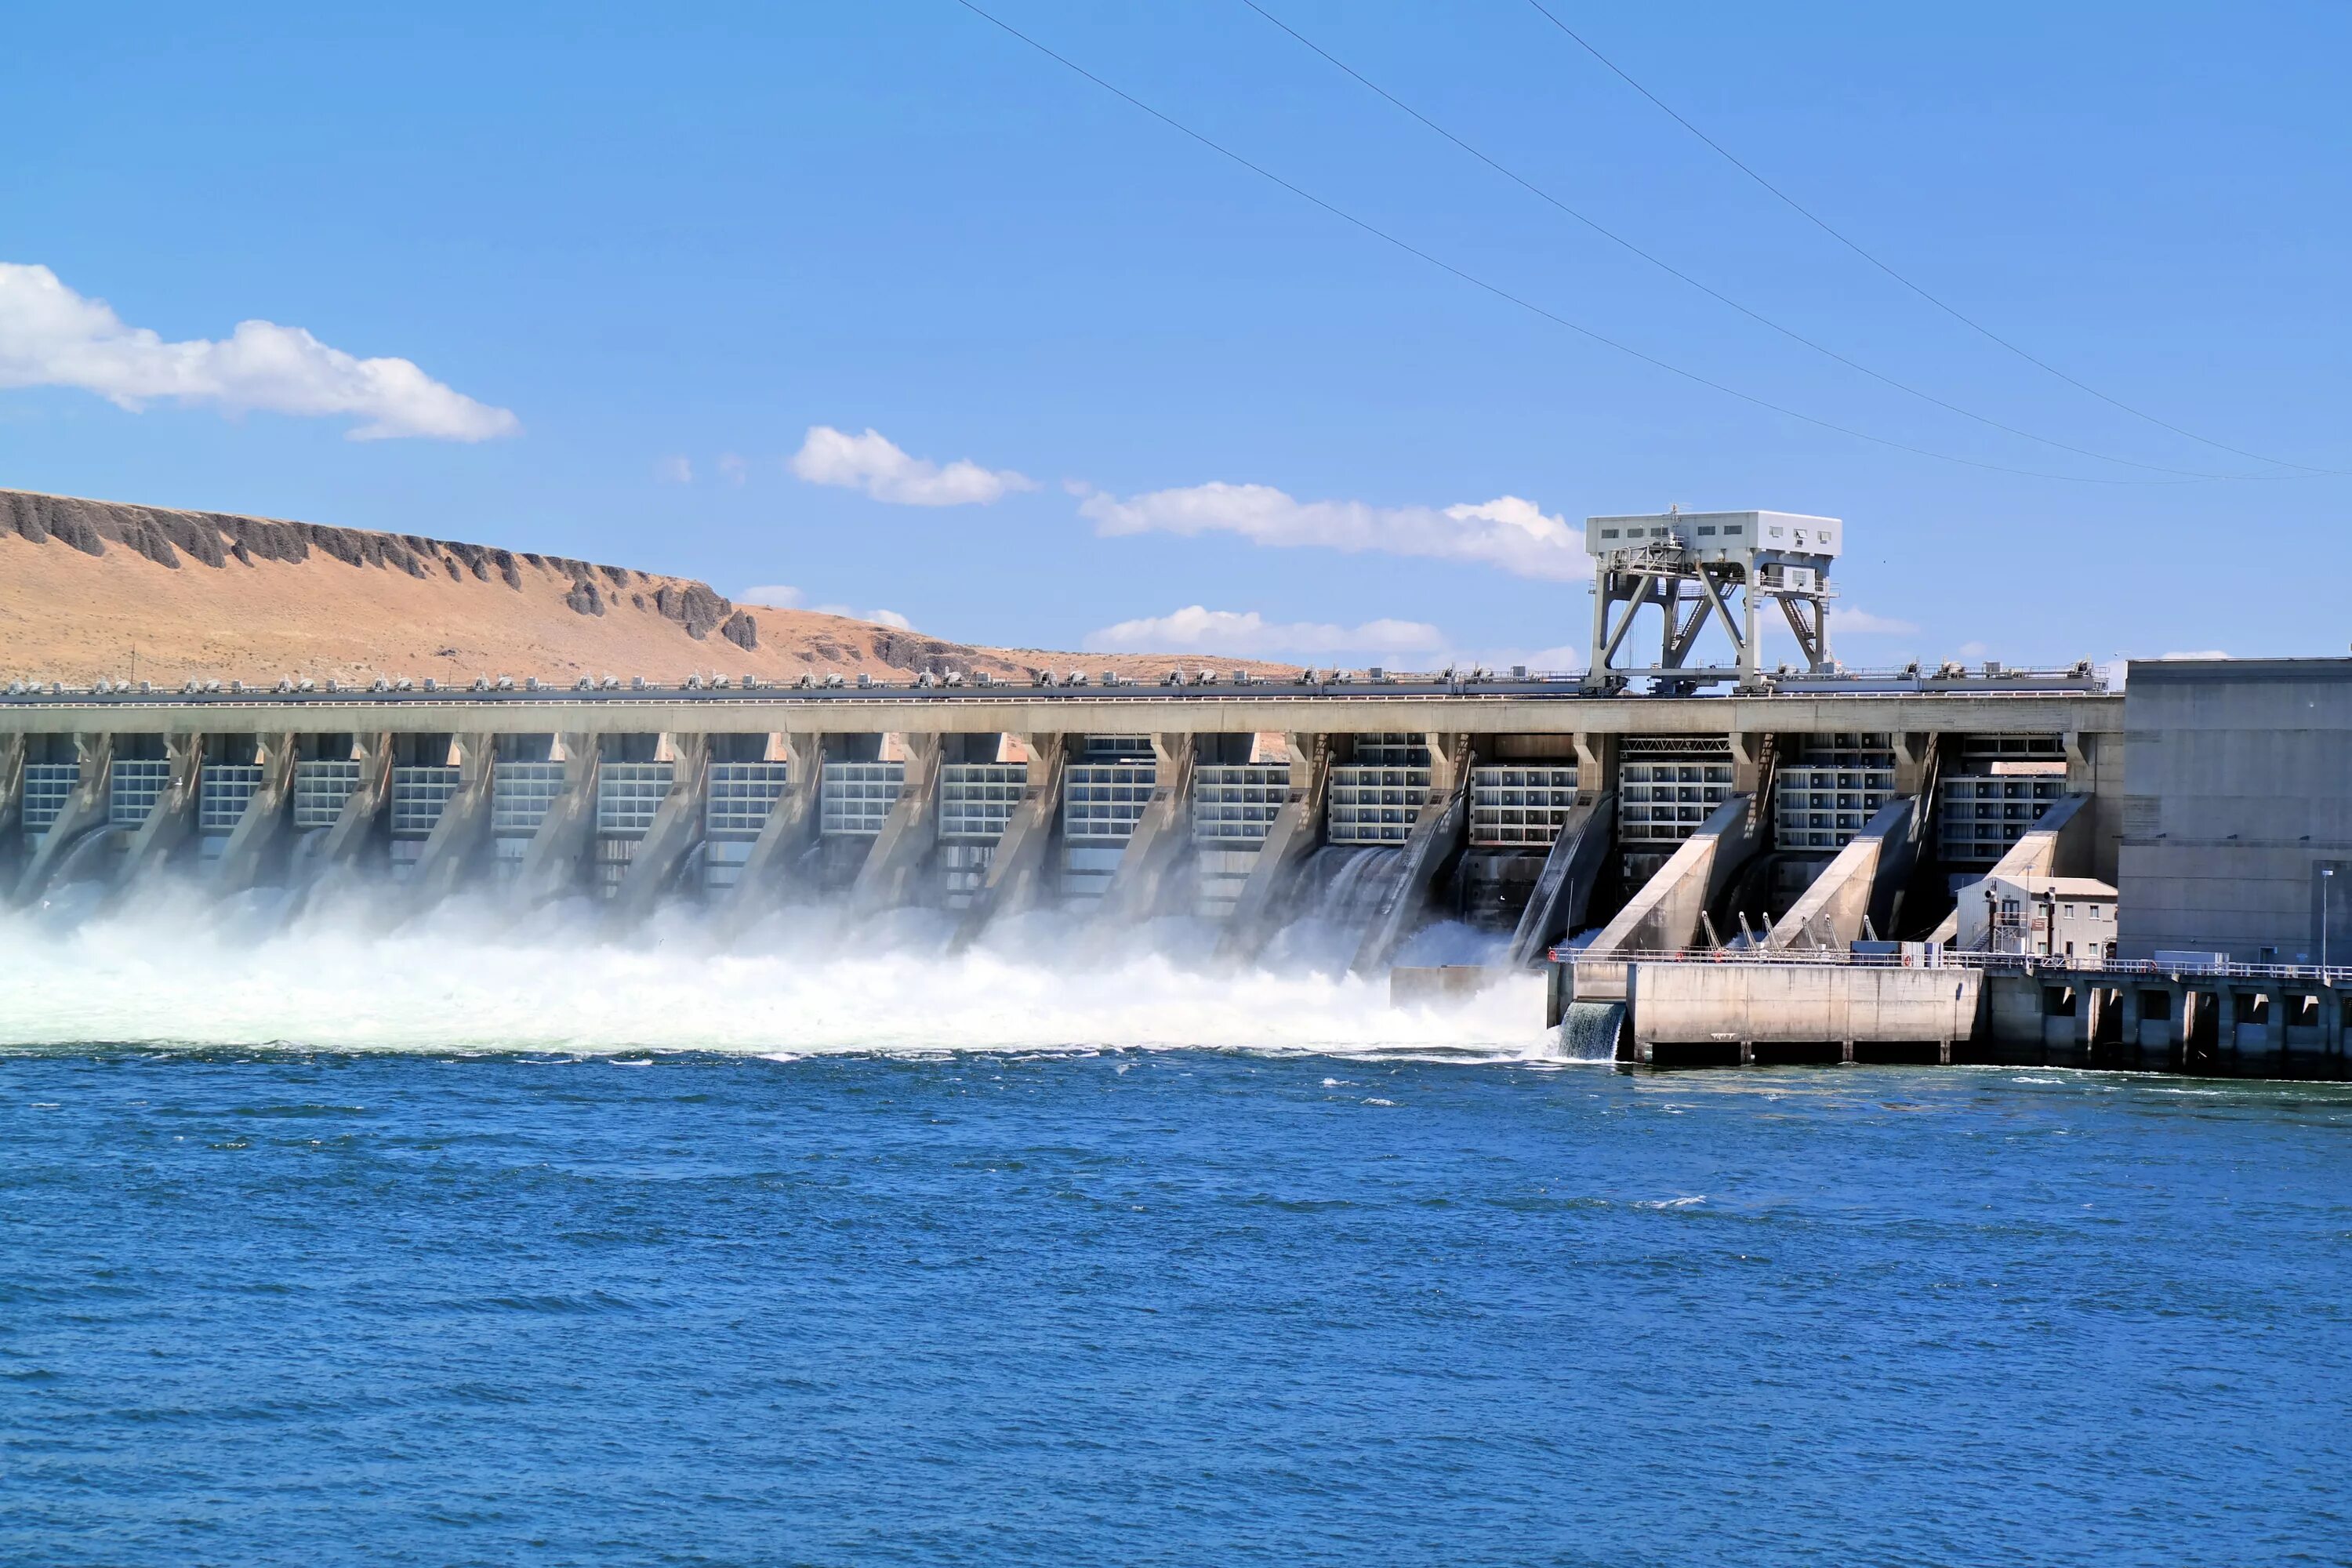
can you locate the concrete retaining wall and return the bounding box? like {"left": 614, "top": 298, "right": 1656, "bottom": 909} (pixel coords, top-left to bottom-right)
{"left": 1631, "top": 962, "right": 1980, "bottom": 1047}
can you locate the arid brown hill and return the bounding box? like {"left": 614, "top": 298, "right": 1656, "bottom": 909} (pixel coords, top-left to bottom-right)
{"left": 0, "top": 489, "right": 1278, "bottom": 687}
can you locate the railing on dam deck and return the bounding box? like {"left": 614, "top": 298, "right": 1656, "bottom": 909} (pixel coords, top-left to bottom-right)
{"left": 1, "top": 662, "right": 2110, "bottom": 711}
{"left": 1548, "top": 946, "right": 2352, "bottom": 987}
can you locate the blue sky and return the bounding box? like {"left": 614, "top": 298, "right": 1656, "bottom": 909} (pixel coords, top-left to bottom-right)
{"left": 4, "top": 1, "right": 2347, "bottom": 670}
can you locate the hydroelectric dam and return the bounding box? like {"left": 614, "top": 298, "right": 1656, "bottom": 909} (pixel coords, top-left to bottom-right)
{"left": 6, "top": 507, "right": 2346, "bottom": 1080}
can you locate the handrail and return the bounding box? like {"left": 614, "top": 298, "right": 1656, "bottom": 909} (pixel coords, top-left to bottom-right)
{"left": 0, "top": 681, "right": 2118, "bottom": 710}
{"left": 1547, "top": 946, "right": 2352, "bottom": 985}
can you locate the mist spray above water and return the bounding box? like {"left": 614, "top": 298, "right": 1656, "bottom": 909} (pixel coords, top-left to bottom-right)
{"left": 0, "top": 873, "right": 1559, "bottom": 1060}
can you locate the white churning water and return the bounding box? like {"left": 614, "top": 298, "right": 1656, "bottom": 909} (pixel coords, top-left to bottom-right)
{"left": 0, "top": 874, "right": 1555, "bottom": 1060}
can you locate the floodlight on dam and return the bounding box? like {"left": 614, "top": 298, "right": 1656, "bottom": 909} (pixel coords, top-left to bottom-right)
{"left": 1584, "top": 508, "right": 1842, "bottom": 695}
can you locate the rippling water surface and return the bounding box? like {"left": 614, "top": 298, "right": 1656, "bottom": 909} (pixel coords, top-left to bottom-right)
{"left": 6, "top": 1044, "right": 2349, "bottom": 1566}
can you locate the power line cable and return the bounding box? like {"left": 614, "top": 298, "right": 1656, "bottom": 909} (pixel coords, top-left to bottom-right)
{"left": 1240, "top": 0, "right": 2258, "bottom": 481}
{"left": 1519, "top": 0, "right": 2347, "bottom": 477}
{"left": 949, "top": 0, "right": 2193, "bottom": 486}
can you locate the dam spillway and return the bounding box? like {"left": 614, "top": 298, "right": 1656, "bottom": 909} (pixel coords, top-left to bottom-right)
{"left": 0, "top": 666, "right": 2124, "bottom": 970}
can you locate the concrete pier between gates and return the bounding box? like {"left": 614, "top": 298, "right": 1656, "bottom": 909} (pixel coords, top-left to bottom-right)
{"left": 1766, "top": 797, "right": 1915, "bottom": 950}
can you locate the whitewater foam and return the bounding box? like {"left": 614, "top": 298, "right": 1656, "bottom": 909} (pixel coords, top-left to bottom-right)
{"left": 0, "top": 876, "right": 1555, "bottom": 1059}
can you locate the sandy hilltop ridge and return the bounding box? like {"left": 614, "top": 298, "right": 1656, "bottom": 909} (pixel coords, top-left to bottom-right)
{"left": 0, "top": 488, "right": 1286, "bottom": 688}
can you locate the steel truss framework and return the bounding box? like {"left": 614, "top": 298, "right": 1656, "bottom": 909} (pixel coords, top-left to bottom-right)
{"left": 1585, "top": 543, "right": 1833, "bottom": 695}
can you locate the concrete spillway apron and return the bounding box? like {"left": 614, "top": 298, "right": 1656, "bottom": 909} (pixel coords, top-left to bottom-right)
{"left": 112, "top": 734, "right": 205, "bottom": 893}
{"left": 724, "top": 733, "right": 823, "bottom": 928}
{"left": 949, "top": 733, "right": 1069, "bottom": 952}
{"left": 510, "top": 734, "right": 602, "bottom": 907}
{"left": 310, "top": 734, "right": 394, "bottom": 873}
{"left": 1925, "top": 792, "right": 2093, "bottom": 946}
{"left": 11, "top": 732, "right": 114, "bottom": 906}
{"left": 209, "top": 732, "right": 300, "bottom": 895}
{"left": 1098, "top": 733, "right": 1197, "bottom": 924}
{"left": 1572, "top": 792, "right": 1765, "bottom": 1002}
{"left": 0, "top": 734, "right": 24, "bottom": 890}
{"left": 1215, "top": 732, "right": 1331, "bottom": 960}
{"left": 1506, "top": 790, "right": 1617, "bottom": 970}
{"left": 1764, "top": 797, "right": 1916, "bottom": 951}
{"left": 405, "top": 735, "right": 495, "bottom": 914}
{"left": 1350, "top": 732, "right": 1474, "bottom": 976}
{"left": 607, "top": 734, "right": 710, "bottom": 927}
{"left": 849, "top": 733, "right": 945, "bottom": 920}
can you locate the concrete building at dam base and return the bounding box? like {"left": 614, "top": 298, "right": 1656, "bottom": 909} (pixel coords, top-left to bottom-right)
{"left": 5, "top": 508, "right": 2347, "bottom": 1082}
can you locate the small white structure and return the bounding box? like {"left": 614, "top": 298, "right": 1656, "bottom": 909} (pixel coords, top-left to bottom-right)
{"left": 1955, "top": 872, "right": 2118, "bottom": 963}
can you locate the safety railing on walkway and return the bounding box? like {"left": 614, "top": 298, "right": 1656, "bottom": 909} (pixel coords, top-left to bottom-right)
{"left": 1546, "top": 946, "right": 2352, "bottom": 986}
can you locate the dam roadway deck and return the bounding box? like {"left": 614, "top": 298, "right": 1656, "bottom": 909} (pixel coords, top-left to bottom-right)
{"left": 0, "top": 681, "right": 2120, "bottom": 740}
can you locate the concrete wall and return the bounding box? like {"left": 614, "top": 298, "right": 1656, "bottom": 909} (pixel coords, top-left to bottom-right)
{"left": 2118, "top": 659, "right": 2352, "bottom": 963}
{"left": 1630, "top": 962, "right": 1980, "bottom": 1047}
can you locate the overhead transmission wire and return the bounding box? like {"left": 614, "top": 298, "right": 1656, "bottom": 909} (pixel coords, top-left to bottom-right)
{"left": 1240, "top": 0, "right": 2256, "bottom": 483}
{"left": 949, "top": 0, "right": 2189, "bottom": 486}
{"left": 1519, "top": 0, "right": 2347, "bottom": 479}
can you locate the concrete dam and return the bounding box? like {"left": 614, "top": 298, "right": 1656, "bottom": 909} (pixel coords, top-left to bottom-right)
{"left": 0, "top": 672, "right": 2119, "bottom": 980}
{"left": 7, "top": 506, "right": 2343, "bottom": 1080}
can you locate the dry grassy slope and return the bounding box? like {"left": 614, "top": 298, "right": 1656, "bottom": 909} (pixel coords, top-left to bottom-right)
{"left": 0, "top": 490, "right": 1286, "bottom": 686}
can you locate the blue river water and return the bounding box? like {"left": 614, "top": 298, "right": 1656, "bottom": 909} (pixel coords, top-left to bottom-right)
{"left": 5, "top": 1049, "right": 2349, "bottom": 1566}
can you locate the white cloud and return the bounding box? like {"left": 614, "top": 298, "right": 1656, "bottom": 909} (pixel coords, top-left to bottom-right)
{"left": 1086, "top": 607, "right": 1587, "bottom": 674}
{"left": 818, "top": 605, "right": 912, "bottom": 630}
{"left": 717, "top": 452, "right": 748, "bottom": 487}
{"left": 658, "top": 455, "right": 694, "bottom": 485}
{"left": 741, "top": 582, "right": 910, "bottom": 630}
{"left": 1086, "top": 606, "right": 1450, "bottom": 660}
{"left": 0, "top": 263, "right": 518, "bottom": 441}
{"left": 789, "top": 424, "right": 1036, "bottom": 506}
{"left": 1834, "top": 605, "right": 1918, "bottom": 637}
{"left": 1075, "top": 481, "right": 1588, "bottom": 581}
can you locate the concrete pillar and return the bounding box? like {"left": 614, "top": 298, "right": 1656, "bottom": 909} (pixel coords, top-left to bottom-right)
{"left": 608, "top": 733, "right": 711, "bottom": 924}
{"left": 1218, "top": 731, "right": 1334, "bottom": 956}
{"left": 1766, "top": 797, "right": 1915, "bottom": 951}
{"left": 1731, "top": 731, "right": 1772, "bottom": 796}
{"left": 950, "top": 732, "right": 1069, "bottom": 949}
{"left": 1351, "top": 733, "right": 1475, "bottom": 975}
{"left": 1892, "top": 732, "right": 1935, "bottom": 798}
{"left": 210, "top": 731, "right": 299, "bottom": 893}
{"left": 13, "top": 733, "right": 115, "bottom": 905}
{"left": 2218, "top": 985, "right": 2239, "bottom": 1064}
{"left": 1573, "top": 731, "right": 1618, "bottom": 807}
{"left": 312, "top": 733, "right": 394, "bottom": 871}
{"left": 727, "top": 733, "right": 823, "bottom": 920}
{"left": 1100, "top": 732, "right": 1198, "bottom": 923}
{"left": 0, "top": 733, "right": 24, "bottom": 889}
{"left": 850, "top": 733, "right": 945, "bottom": 917}
{"left": 114, "top": 733, "right": 205, "bottom": 887}
{"left": 406, "top": 733, "right": 495, "bottom": 909}
{"left": 507, "top": 733, "right": 602, "bottom": 906}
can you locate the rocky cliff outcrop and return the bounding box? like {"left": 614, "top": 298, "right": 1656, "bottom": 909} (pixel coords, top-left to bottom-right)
{"left": 0, "top": 488, "right": 739, "bottom": 632}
